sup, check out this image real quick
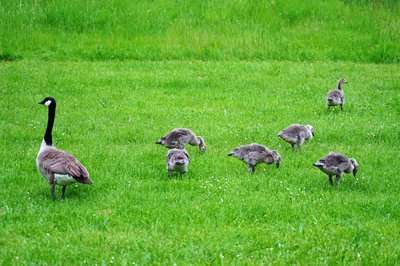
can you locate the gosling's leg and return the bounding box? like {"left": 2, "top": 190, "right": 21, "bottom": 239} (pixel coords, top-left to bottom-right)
{"left": 329, "top": 176, "right": 333, "bottom": 186}
{"left": 248, "top": 164, "right": 256, "bottom": 173}
{"left": 297, "top": 138, "right": 306, "bottom": 151}
{"left": 335, "top": 173, "right": 342, "bottom": 184}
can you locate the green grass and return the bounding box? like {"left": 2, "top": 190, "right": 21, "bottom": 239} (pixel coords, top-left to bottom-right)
{"left": 0, "top": 60, "right": 399, "bottom": 264}
{"left": 0, "top": 0, "right": 399, "bottom": 62}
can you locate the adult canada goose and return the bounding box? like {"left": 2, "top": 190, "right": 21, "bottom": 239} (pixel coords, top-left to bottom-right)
{"left": 278, "top": 124, "right": 314, "bottom": 150}
{"left": 313, "top": 152, "right": 359, "bottom": 185}
{"left": 166, "top": 149, "right": 190, "bottom": 177}
{"left": 36, "top": 97, "right": 92, "bottom": 199}
{"left": 326, "top": 78, "right": 348, "bottom": 110}
{"left": 156, "top": 128, "right": 206, "bottom": 152}
{"left": 228, "top": 143, "right": 281, "bottom": 173}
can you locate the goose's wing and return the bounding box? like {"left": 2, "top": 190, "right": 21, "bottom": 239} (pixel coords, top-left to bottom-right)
{"left": 38, "top": 148, "right": 90, "bottom": 183}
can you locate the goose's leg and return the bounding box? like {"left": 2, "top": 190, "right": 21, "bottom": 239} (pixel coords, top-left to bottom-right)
{"left": 340, "top": 104, "right": 343, "bottom": 111}
{"left": 329, "top": 176, "right": 333, "bottom": 186}
{"left": 61, "top": 186, "right": 66, "bottom": 199}
{"left": 291, "top": 143, "right": 295, "bottom": 150}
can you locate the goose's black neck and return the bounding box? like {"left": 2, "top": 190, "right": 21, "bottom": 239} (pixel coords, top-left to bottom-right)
{"left": 44, "top": 103, "right": 56, "bottom": 146}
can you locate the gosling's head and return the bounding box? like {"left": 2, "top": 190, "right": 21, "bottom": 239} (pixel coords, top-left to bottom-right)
{"left": 339, "top": 78, "right": 348, "bottom": 85}
{"left": 305, "top": 124, "right": 314, "bottom": 137}
{"left": 197, "top": 137, "right": 207, "bottom": 152}
{"left": 272, "top": 150, "right": 281, "bottom": 168}
{"left": 350, "top": 158, "right": 359, "bottom": 177}
{"left": 155, "top": 137, "right": 165, "bottom": 145}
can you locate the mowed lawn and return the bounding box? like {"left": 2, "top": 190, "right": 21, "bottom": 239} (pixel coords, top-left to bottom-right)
{"left": 0, "top": 60, "right": 399, "bottom": 264}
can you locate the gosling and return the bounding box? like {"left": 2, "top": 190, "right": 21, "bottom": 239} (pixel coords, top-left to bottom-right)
{"left": 228, "top": 143, "right": 281, "bottom": 173}
{"left": 326, "top": 78, "right": 348, "bottom": 110}
{"left": 313, "top": 152, "right": 359, "bottom": 185}
{"left": 166, "top": 149, "right": 190, "bottom": 177}
{"left": 278, "top": 124, "right": 314, "bottom": 150}
{"left": 156, "top": 128, "right": 206, "bottom": 152}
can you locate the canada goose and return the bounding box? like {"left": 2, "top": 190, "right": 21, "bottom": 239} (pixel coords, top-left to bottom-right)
{"left": 327, "top": 78, "right": 348, "bottom": 110}
{"left": 228, "top": 143, "right": 281, "bottom": 173}
{"left": 156, "top": 128, "right": 206, "bottom": 152}
{"left": 166, "top": 149, "right": 190, "bottom": 177}
{"left": 313, "top": 152, "right": 359, "bottom": 185}
{"left": 36, "top": 97, "right": 92, "bottom": 199}
{"left": 278, "top": 124, "right": 314, "bottom": 150}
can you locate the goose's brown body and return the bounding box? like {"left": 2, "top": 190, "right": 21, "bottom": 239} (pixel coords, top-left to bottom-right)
{"left": 37, "top": 141, "right": 91, "bottom": 186}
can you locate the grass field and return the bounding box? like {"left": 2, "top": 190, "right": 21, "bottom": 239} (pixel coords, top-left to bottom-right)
{"left": 1, "top": 0, "right": 399, "bottom": 265}
{"left": 1, "top": 60, "right": 399, "bottom": 265}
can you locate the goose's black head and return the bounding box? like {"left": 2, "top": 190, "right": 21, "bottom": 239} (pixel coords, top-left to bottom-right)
{"left": 38, "top": 97, "right": 56, "bottom": 107}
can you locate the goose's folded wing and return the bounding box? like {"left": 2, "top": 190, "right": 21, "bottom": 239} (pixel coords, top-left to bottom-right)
{"left": 39, "top": 148, "right": 89, "bottom": 179}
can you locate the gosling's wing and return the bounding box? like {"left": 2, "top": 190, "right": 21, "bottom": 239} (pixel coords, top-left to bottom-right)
{"left": 327, "top": 90, "right": 343, "bottom": 101}
{"left": 279, "top": 124, "right": 303, "bottom": 139}
{"left": 324, "top": 153, "right": 349, "bottom": 170}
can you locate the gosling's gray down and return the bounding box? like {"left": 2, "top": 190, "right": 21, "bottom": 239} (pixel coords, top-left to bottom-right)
{"left": 228, "top": 143, "right": 281, "bottom": 173}
{"left": 278, "top": 124, "right": 314, "bottom": 150}
{"left": 326, "top": 78, "right": 348, "bottom": 110}
{"left": 166, "top": 149, "right": 190, "bottom": 177}
{"left": 156, "top": 128, "right": 206, "bottom": 151}
{"left": 36, "top": 97, "right": 92, "bottom": 199}
{"left": 313, "top": 152, "right": 359, "bottom": 185}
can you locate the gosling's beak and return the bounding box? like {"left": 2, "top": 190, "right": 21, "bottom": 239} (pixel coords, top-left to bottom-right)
{"left": 155, "top": 140, "right": 162, "bottom": 145}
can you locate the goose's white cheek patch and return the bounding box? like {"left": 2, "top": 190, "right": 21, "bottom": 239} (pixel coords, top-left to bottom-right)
{"left": 45, "top": 100, "right": 52, "bottom": 106}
